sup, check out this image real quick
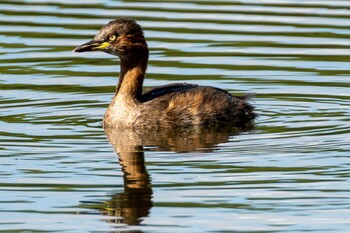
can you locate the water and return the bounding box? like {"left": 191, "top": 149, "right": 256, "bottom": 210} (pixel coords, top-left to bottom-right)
{"left": 1, "top": 0, "right": 350, "bottom": 232}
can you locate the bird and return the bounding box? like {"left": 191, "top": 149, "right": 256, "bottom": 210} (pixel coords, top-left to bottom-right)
{"left": 73, "top": 17, "right": 256, "bottom": 129}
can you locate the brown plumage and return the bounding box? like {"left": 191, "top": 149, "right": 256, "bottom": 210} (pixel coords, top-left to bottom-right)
{"left": 73, "top": 17, "right": 256, "bottom": 129}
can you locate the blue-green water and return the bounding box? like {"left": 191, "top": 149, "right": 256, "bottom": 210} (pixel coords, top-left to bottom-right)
{"left": 1, "top": 0, "right": 350, "bottom": 232}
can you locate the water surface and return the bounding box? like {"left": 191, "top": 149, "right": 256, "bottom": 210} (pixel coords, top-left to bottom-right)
{"left": 1, "top": 0, "right": 350, "bottom": 232}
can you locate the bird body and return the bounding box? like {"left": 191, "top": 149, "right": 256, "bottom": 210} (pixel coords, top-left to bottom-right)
{"left": 74, "top": 17, "right": 255, "bottom": 129}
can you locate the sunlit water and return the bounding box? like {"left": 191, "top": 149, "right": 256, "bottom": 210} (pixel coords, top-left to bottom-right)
{"left": 1, "top": 0, "right": 350, "bottom": 232}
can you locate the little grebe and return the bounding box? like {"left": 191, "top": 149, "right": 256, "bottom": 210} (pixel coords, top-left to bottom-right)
{"left": 73, "top": 17, "right": 256, "bottom": 129}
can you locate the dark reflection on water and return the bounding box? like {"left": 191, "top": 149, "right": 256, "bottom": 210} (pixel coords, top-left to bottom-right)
{"left": 105, "top": 124, "right": 253, "bottom": 153}
{"left": 90, "top": 144, "right": 152, "bottom": 226}
{"left": 81, "top": 125, "right": 251, "bottom": 227}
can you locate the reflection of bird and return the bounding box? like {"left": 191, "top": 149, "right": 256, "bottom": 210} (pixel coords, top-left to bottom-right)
{"left": 74, "top": 17, "right": 256, "bottom": 129}
{"left": 79, "top": 146, "right": 152, "bottom": 226}
{"left": 104, "top": 124, "right": 247, "bottom": 153}
{"left": 103, "top": 147, "right": 152, "bottom": 226}
{"left": 79, "top": 119, "right": 249, "bottom": 227}
{"left": 101, "top": 123, "right": 244, "bottom": 225}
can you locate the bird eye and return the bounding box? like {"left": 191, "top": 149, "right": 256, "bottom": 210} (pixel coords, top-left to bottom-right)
{"left": 109, "top": 35, "right": 116, "bottom": 41}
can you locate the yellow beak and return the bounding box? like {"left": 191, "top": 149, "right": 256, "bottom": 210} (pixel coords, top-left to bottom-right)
{"left": 73, "top": 40, "right": 109, "bottom": 52}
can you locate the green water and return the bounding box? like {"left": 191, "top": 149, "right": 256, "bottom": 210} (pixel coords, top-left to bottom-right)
{"left": 1, "top": 0, "right": 350, "bottom": 232}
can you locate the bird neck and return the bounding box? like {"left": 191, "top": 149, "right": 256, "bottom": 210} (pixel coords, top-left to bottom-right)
{"left": 115, "top": 55, "right": 148, "bottom": 101}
